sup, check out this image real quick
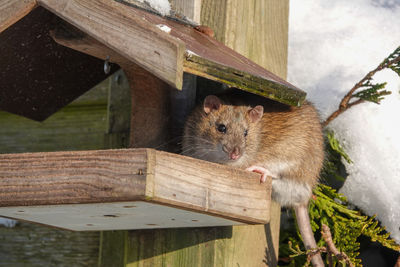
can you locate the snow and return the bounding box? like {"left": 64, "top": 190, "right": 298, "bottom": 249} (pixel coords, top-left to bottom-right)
{"left": 128, "top": 0, "right": 171, "bottom": 16}
{"left": 288, "top": 0, "right": 400, "bottom": 243}
{"left": 156, "top": 24, "right": 171, "bottom": 33}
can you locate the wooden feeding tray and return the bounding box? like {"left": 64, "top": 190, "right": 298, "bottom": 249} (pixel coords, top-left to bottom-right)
{"left": 0, "top": 149, "right": 271, "bottom": 231}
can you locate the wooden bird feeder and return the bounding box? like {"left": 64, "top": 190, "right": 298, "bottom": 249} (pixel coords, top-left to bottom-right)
{"left": 0, "top": 0, "right": 303, "bottom": 232}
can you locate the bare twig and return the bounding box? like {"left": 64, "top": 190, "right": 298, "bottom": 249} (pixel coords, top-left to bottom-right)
{"left": 322, "top": 54, "right": 400, "bottom": 127}
{"left": 321, "top": 224, "right": 355, "bottom": 267}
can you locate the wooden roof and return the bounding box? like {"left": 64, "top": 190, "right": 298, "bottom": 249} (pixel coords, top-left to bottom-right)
{"left": 0, "top": 0, "right": 305, "bottom": 121}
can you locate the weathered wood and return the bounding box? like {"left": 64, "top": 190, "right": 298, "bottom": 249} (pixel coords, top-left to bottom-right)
{"left": 0, "top": 149, "right": 147, "bottom": 206}
{"left": 184, "top": 53, "right": 305, "bottom": 106}
{"left": 38, "top": 0, "right": 185, "bottom": 89}
{"left": 198, "top": 1, "right": 289, "bottom": 266}
{"left": 202, "top": 0, "right": 289, "bottom": 79}
{"left": 0, "top": 0, "right": 37, "bottom": 33}
{"left": 46, "top": 1, "right": 304, "bottom": 106}
{"left": 0, "top": 148, "right": 270, "bottom": 227}
{"left": 170, "top": 0, "right": 201, "bottom": 23}
{"left": 104, "top": 70, "right": 131, "bottom": 149}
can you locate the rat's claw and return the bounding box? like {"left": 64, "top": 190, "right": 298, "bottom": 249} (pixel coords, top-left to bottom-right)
{"left": 246, "top": 165, "right": 273, "bottom": 183}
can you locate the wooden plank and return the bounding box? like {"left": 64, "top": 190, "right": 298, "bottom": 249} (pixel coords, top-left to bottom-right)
{"left": 0, "top": 149, "right": 147, "bottom": 206}
{"left": 152, "top": 150, "right": 270, "bottom": 223}
{"left": 184, "top": 53, "right": 305, "bottom": 106}
{"left": 47, "top": 0, "right": 304, "bottom": 106}
{"left": 0, "top": 201, "right": 243, "bottom": 231}
{"left": 125, "top": 67, "right": 172, "bottom": 148}
{"left": 37, "top": 0, "right": 185, "bottom": 89}
{"left": 0, "top": 0, "right": 37, "bottom": 33}
{"left": 111, "top": 2, "right": 305, "bottom": 106}
{"left": 170, "top": 0, "right": 201, "bottom": 23}
{"left": 0, "top": 148, "right": 270, "bottom": 225}
{"left": 104, "top": 70, "right": 131, "bottom": 149}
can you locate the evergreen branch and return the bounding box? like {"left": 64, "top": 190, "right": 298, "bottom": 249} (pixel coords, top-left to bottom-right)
{"left": 326, "top": 131, "right": 352, "bottom": 164}
{"left": 321, "top": 224, "right": 355, "bottom": 267}
{"left": 352, "top": 82, "right": 390, "bottom": 104}
{"left": 322, "top": 46, "right": 400, "bottom": 127}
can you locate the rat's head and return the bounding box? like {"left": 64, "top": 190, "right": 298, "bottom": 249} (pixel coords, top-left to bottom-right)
{"left": 183, "top": 95, "right": 263, "bottom": 166}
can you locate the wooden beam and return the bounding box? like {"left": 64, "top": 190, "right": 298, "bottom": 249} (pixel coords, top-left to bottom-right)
{"left": 184, "top": 53, "right": 305, "bottom": 106}
{"left": 0, "top": 148, "right": 270, "bottom": 228}
{"left": 0, "top": 0, "right": 37, "bottom": 33}
{"left": 199, "top": 1, "right": 289, "bottom": 266}
{"left": 37, "top": 0, "right": 185, "bottom": 89}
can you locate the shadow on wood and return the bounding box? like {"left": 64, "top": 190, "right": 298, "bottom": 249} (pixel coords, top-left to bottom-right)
{"left": 0, "top": 6, "right": 118, "bottom": 121}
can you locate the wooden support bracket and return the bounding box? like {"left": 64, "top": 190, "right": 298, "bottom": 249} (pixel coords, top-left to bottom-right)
{"left": 0, "top": 148, "right": 271, "bottom": 231}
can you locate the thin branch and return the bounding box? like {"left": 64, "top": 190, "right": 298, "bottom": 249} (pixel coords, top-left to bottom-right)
{"left": 322, "top": 51, "right": 400, "bottom": 128}
{"left": 321, "top": 224, "right": 355, "bottom": 267}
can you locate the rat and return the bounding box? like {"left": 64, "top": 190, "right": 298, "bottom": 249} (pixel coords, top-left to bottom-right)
{"left": 182, "top": 90, "right": 325, "bottom": 267}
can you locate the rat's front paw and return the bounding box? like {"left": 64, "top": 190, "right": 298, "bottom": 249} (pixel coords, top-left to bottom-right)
{"left": 246, "top": 165, "right": 277, "bottom": 183}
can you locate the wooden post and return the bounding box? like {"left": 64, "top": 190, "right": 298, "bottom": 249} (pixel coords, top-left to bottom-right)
{"left": 200, "top": 0, "right": 289, "bottom": 265}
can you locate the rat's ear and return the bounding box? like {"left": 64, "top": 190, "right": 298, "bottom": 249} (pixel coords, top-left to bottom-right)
{"left": 248, "top": 105, "right": 263, "bottom": 123}
{"left": 203, "top": 95, "right": 221, "bottom": 114}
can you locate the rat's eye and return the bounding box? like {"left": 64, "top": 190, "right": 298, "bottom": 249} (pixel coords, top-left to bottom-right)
{"left": 217, "top": 124, "right": 227, "bottom": 133}
{"left": 244, "top": 129, "right": 248, "bottom": 137}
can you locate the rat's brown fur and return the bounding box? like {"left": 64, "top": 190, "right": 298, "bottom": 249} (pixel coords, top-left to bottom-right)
{"left": 183, "top": 90, "right": 324, "bottom": 207}
{"left": 183, "top": 90, "right": 325, "bottom": 267}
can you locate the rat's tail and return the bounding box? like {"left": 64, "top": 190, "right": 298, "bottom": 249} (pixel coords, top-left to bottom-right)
{"left": 295, "top": 204, "right": 325, "bottom": 267}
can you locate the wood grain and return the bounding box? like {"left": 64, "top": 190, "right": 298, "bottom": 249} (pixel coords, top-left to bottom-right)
{"left": 0, "top": 149, "right": 147, "bottom": 206}
{"left": 0, "top": 0, "right": 37, "bottom": 33}
{"left": 152, "top": 150, "right": 270, "bottom": 223}
{"left": 201, "top": 0, "right": 289, "bottom": 79}
{"left": 170, "top": 0, "right": 201, "bottom": 23}
{"left": 0, "top": 148, "right": 270, "bottom": 224}
{"left": 48, "top": 0, "right": 304, "bottom": 105}
{"left": 199, "top": 1, "right": 289, "bottom": 266}
{"left": 38, "top": 0, "right": 185, "bottom": 89}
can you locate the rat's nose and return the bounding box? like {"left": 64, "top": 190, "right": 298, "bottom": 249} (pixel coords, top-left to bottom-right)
{"left": 229, "top": 147, "right": 241, "bottom": 160}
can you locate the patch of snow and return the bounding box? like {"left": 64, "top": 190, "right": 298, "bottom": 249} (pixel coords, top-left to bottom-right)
{"left": 156, "top": 24, "right": 171, "bottom": 33}
{"left": 129, "top": 0, "right": 171, "bottom": 16}
{"left": 289, "top": 0, "right": 400, "bottom": 243}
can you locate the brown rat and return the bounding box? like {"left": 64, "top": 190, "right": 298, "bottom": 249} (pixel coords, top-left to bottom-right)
{"left": 182, "top": 90, "right": 325, "bottom": 266}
